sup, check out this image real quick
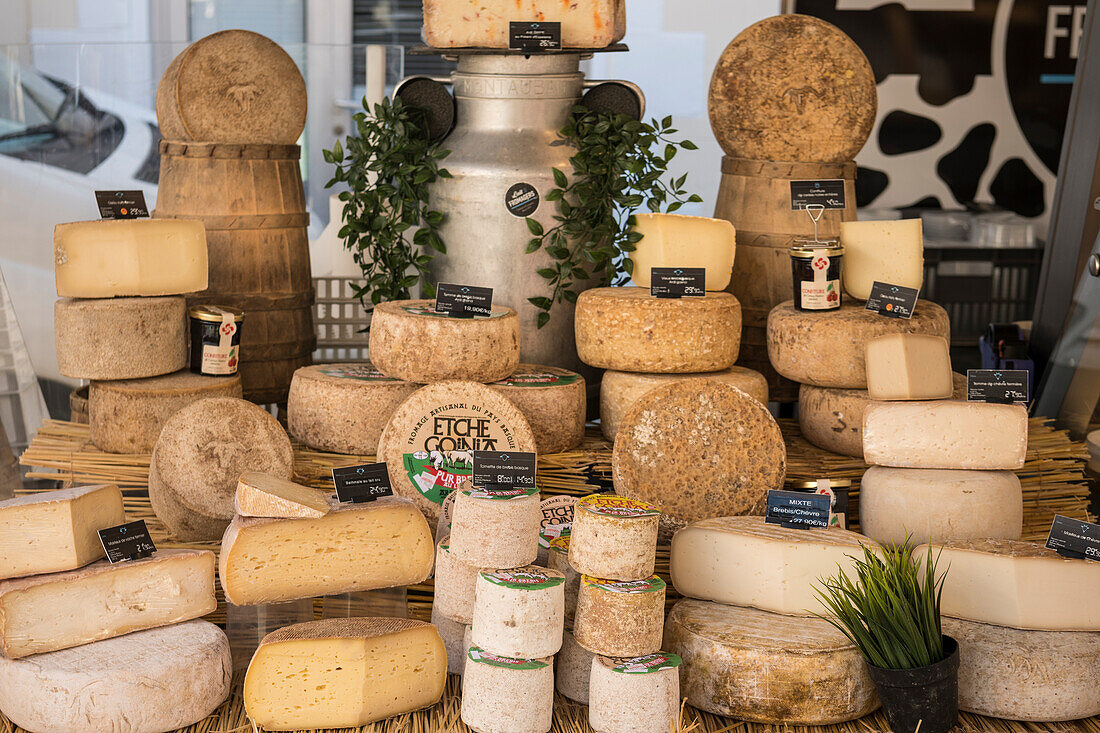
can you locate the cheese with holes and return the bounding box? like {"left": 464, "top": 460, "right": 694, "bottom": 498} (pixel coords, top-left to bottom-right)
{"left": 450, "top": 485, "right": 541, "bottom": 568}
{"left": 472, "top": 566, "right": 565, "bottom": 658}
{"left": 943, "top": 616, "right": 1100, "bottom": 721}
{"left": 489, "top": 364, "right": 586, "bottom": 454}
{"left": 665, "top": 599, "right": 877, "bottom": 724}
{"left": 548, "top": 536, "right": 580, "bottom": 619}
{"left": 89, "top": 370, "right": 242, "bottom": 453}
{"left": 574, "top": 575, "right": 665, "bottom": 657}
{"left": 840, "top": 218, "right": 924, "bottom": 301}
{"left": 424, "top": 0, "right": 625, "bottom": 49}
{"left": 866, "top": 333, "right": 953, "bottom": 400}
{"left": 600, "top": 366, "right": 768, "bottom": 442}
{"left": 234, "top": 472, "right": 331, "bottom": 519}
{"left": 575, "top": 287, "right": 741, "bottom": 373}
{"left": 219, "top": 497, "right": 433, "bottom": 606}
{"left": 461, "top": 647, "right": 555, "bottom": 733}
{"left": 369, "top": 300, "right": 519, "bottom": 383}
{"left": 917, "top": 539, "right": 1100, "bottom": 630}
{"left": 0, "top": 620, "right": 231, "bottom": 733}
{"left": 629, "top": 213, "right": 735, "bottom": 291}
{"left": 0, "top": 484, "right": 125, "bottom": 580}
{"left": 863, "top": 400, "right": 1028, "bottom": 469}
{"left": 434, "top": 535, "right": 482, "bottom": 624}
{"left": 54, "top": 218, "right": 208, "bottom": 298}
{"left": 432, "top": 605, "right": 470, "bottom": 676}
{"left": 556, "top": 626, "right": 595, "bottom": 704}
{"left": 860, "top": 467, "right": 1022, "bottom": 546}
{"left": 288, "top": 363, "right": 419, "bottom": 454}
{"left": 0, "top": 549, "right": 215, "bottom": 659}
{"left": 767, "top": 300, "right": 950, "bottom": 388}
{"left": 568, "top": 495, "right": 659, "bottom": 581}
{"left": 589, "top": 653, "right": 681, "bottom": 733}
{"left": 670, "top": 517, "right": 876, "bottom": 616}
{"left": 244, "top": 618, "right": 447, "bottom": 730}
{"left": 55, "top": 296, "right": 187, "bottom": 380}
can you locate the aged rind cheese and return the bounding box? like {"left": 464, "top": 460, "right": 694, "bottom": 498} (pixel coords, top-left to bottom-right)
{"left": 840, "top": 218, "right": 924, "bottom": 301}
{"left": 863, "top": 400, "right": 1028, "bottom": 470}
{"left": 574, "top": 575, "right": 665, "bottom": 657}
{"left": 568, "top": 494, "right": 659, "bottom": 581}
{"left": 943, "top": 616, "right": 1100, "bottom": 721}
{"left": 917, "top": 539, "right": 1100, "bottom": 630}
{"left": 369, "top": 300, "right": 520, "bottom": 383}
{"left": 149, "top": 397, "right": 293, "bottom": 541}
{"left": 287, "top": 363, "right": 419, "bottom": 454}
{"left": 860, "top": 467, "right": 1022, "bottom": 546}
{"left": 612, "top": 381, "right": 785, "bottom": 534}
{"left": 219, "top": 497, "right": 433, "bottom": 606}
{"left": 767, "top": 300, "right": 950, "bottom": 388}
{"left": 0, "top": 549, "right": 216, "bottom": 659}
{"left": 489, "top": 364, "right": 586, "bottom": 454}
{"left": 0, "top": 484, "right": 125, "bottom": 580}
{"left": 424, "top": 0, "right": 625, "bottom": 49}
{"left": 450, "top": 485, "right": 541, "bottom": 568}
{"left": 376, "top": 381, "right": 537, "bottom": 523}
{"left": 244, "top": 617, "right": 446, "bottom": 730}
{"left": 665, "top": 599, "right": 878, "bottom": 724}
{"left": 460, "top": 647, "right": 555, "bottom": 733}
{"left": 670, "top": 517, "right": 876, "bottom": 616}
{"left": 235, "top": 471, "right": 331, "bottom": 519}
{"left": 589, "top": 653, "right": 681, "bottom": 733}
{"left": 431, "top": 605, "right": 470, "bottom": 676}
{"left": 88, "top": 370, "right": 242, "bottom": 453}
{"left": 433, "top": 535, "right": 482, "bottom": 624}
{"left": 55, "top": 296, "right": 187, "bottom": 380}
{"left": 600, "top": 366, "right": 768, "bottom": 442}
{"left": 629, "top": 213, "right": 736, "bottom": 291}
{"left": 865, "top": 333, "right": 952, "bottom": 400}
{"left": 548, "top": 536, "right": 580, "bottom": 619}
{"left": 0, "top": 620, "right": 231, "bottom": 733}
{"left": 576, "top": 287, "right": 741, "bottom": 373}
{"left": 556, "top": 626, "right": 595, "bottom": 704}
{"left": 471, "top": 566, "right": 565, "bottom": 658}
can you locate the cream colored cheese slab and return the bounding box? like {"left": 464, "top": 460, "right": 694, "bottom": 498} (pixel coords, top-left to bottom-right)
{"left": 423, "top": 0, "right": 624, "bottom": 49}
{"left": 840, "top": 218, "right": 924, "bottom": 301}
{"left": 629, "top": 213, "right": 735, "bottom": 291}
{"left": 234, "top": 471, "right": 331, "bottom": 519}
{"left": 865, "top": 333, "right": 953, "bottom": 400}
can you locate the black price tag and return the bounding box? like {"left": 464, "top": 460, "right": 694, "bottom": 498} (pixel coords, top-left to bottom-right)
{"left": 98, "top": 520, "right": 156, "bottom": 563}
{"left": 332, "top": 462, "right": 394, "bottom": 503}
{"left": 967, "top": 369, "right": 1029, "bottom": 404}
{"left": 790, "top": 180, "right": 846, "bottom": 210}
{"left": 95, "top": 190, "right": 149, "bottom": 219}
{"left": 650, "top": 267, "right": 706, "bottom": 298}
{"left": 764, "top": 490, "right": 831, "bottom": 529}
{"left": 865, "top": 281, "right": 920, "bottom": 319}
{"left": 509, "top": 21, "right": 562, "bottom": 51}
{"left": 1046, "top": 515, "right": 1100, "bottom": 561}
{"left": 435, "top": 283, "right": 494, "bottom": 319}
{"left": 472, "top": 450, "right": 537, "bottom": 489}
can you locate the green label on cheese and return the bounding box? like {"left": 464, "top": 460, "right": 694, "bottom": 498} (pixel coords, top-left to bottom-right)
{"left": 582, "top": 575, "right": 666, "bottom": 594}
{"left": 404, "top": 304, "right": 507, "bottom": 319}
{"left": 611, "top": 653, "right": 682, "bottom": 674}
{"left": 462, "top": 486, "right": 538, "bottom": 501}
{"left": 467, "top": 646, "right": 548, "bottom": 670}
{"left": 492, "top": 368, "right": 581, "bottom": 387}
{"left": 479, "top": 569, "right": 565, "bottom": 590}
{"left": 318, "top": 363, "right": 397, "bottom": 382}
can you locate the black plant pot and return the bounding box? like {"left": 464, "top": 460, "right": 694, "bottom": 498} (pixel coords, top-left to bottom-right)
{"left": 866, "top": 636, "right": 959, "bottom": 733}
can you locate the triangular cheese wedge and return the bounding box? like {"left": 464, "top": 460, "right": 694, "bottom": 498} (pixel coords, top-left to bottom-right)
{"left": 235, "top": 472, "right": 331, "bottom": 519}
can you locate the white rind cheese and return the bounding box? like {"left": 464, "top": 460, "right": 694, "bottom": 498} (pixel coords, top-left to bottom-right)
{"left": 489, "top": 364, "right": 586, "bottom": 454}
{"left": 568, "top": 494, "right": 659, "bottom": 581}
{"left": 471, "top": 566, "right": 565, "bottom": 658}
{"left": 431, "top": 605, "right": 470, "bottom": 676}
{"left": 449, "top": 485, "right": 541, "bottom": 569}
{"left": 588, "top": 653, "right": 681, "bottom": 733}
{"left": 235, "top": 472, "right": 331, "bottom": 519}
{"left": 55, "top": 296, "right": 187, "bottom": 380}
{"left": 423, "top": 0, "right": 625, "bottom": 49}
{"left": 548, "top": 536, "right": 580, "bottom": 620}
{"left": 460, "top": 647, "right": 554, "bottom": 733}
{"left": 629, "top": 213, "right": 736, "bottom": 291}
{"left": 556, "top": 626, "right": 595, "bottom": 704}
{"left": 433, "top": 535, "right": 482, "bottom": 624}
{"left": 573, "top": 575, "right": 666, "bottom": 657}
{"left": 839, "top": 218, "right": 924, "bottom": 301}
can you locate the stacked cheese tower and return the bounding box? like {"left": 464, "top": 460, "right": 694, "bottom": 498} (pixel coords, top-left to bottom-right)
{"left": 0, "top": 485, "right": 230, "bottom": 732}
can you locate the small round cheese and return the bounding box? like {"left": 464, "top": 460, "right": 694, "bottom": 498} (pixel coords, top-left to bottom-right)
{"left": 574, "top": 575, "right": 665, "bottom": 657}
{"left": 449, "top": 486, "right": 541, "bottom": 569}
{"left": 433, "top": 535, "right": 481, "bottom": 624}
{"left": 489, "top": 364, "right": 586, "bottom": 454}
{"left": 55, "top": 296, "right": 187, "bottom": 380}
{"left": 460, "top": 647, "right": 554, "bottom": 733}
{"left": 547, "top": 536, "right": 580, "bottom": 620}
{"left": 556, "top": 626, "right": 595, "bottom": 704}
{"left": 471, "top": 566, "right": 565, "bottom": 658}
{"left": 575, "top": 287, "right": 741, "bottom": 373}
{"left": 568, "top": 494, "right": 659, "bottom": 581}
{"left": 431, "top": 605, "right": 469, "bottom": 676}
{"left": 589, "top": 653, "right": 681, "bottom": 733}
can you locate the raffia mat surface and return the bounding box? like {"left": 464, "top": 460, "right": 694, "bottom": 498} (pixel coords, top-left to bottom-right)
{"left": 11, "top": 418, "right": 1096, "bottom": 733}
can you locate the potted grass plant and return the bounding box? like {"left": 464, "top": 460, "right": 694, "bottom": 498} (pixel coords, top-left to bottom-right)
{"left": 815, "top": 542, "right": 958, "bottom": 733}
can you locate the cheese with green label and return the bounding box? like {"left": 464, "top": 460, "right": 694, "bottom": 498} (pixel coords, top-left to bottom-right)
{"left": 568, "top": 494, "right": 659, "bottom": 581}
{"left": 865, "top": 333, "right": 953, "bottom": 400}
{"left": 55, "top": 296, "right": 187, "bottom": 380}
{"left": 489, "top": 364, "right": 586, "bottom": 454}
{"left": 461, "top": 647, "right": 555, "bottom": 733}
{"left": 629, "top": 213, "right": 736, "bottom": 291}
{"left": 235, "top": 472, "right": 331, "bottom": 519}
{"left": 840, "top": 218, "right": 924, "bottom": 301}
{"left": 433, "top": 535, "right": 481, "bottom": 624}
{"left": 448, "top": 484, "right": 541, "bottom": 569}
{"left": 471, "top": 566, "right": 565, "bottom": 658}
{"left": 423, "top": 0, "right": 625, "bottom": 49}
{"left": 589, "top": 653, "right": 681, "bottom": 733}
{"left": 573, "top": 575, "right": 665, "bottom": 657}
{"left": 556, "top": 627, "right": 595, "bottom": 703}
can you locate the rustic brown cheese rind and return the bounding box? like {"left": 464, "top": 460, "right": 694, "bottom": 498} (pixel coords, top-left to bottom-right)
{"left": 489, "top": 363, "right": 586, "bottom": 454}
{"left": 369, "top": 300, "right": 520, "bottom": 383}
{"left": 461, "top": 647, "right": 555, "bottom": 733}
{"left": 287, "top": 362, "right": 419, "bottom": 454}
{"left": 589, "top": 653, "right": 681, "bottom": 733}
{"left": 568, "top": 494, "right": 659, "bottom": 581}
{"left": 665, "top": 599, "right": 878, "bottom": 724}
{"left": 556, "top": 626, "right": 595, "bottom": 704}
{"left": 575, "top": 287, "right": 741, "bottom": 373}
{"left": 89, "top": 370, "right": 242, "bottom": 453}
{"left": 471, "top": 566, "right": 565, "bottom": 658}
{"left": 449, "top": 485, "right": 541, "bottom": 569}
{"left": 55, "top": 296, "right": 187, "bottom": 380}
{"left": 612, "top": 381, "right": 785, "bottom": 534}
{"left": 767, "top": 300, "right": 950, "bottom": 388}
{"left": 573, "top": 575, "right": 665, "bottom": 657}
{"left": 433, "top": 535, "right": 482, "bottom": 624}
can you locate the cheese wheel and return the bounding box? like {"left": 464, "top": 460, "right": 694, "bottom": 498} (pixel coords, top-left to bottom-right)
{"left": 55, "top": 296, "right": 187, "bottom": 380}
{"left": 489, "top": 364, "right": 586, "bottom": 454}
{"left": 575, "top": 287, "right": 741, "bottom": 373}
{"left": 547, "top": 536, "right": 580, "bottom": 620}
{"left": 556, "top": 626, "right": 595, "bottom": 704}
{"left": 369, "top": 300, "right": 519, "bottom": 383}
{"left": 449, "top": 486, "right": 541, "bottom": 569}
{"left": 89, "top": 370, "right": 242, "bottom": 453}
{"left": 471, "top": 566, "right": 565, "bottom": 658}
{"left": 600, "top": 366, "right": 768, "bottom": 442}
{"left": 423, "top": 0, "right": 625, "bottom": 49}
{"left": 665, "top": 599, "right": 877, "bottom": 724}
{"left": 573, "top": 575, "right": 665, "bottom": 657}
{"left": 431, "top": 605, "right": 470, "bottom": 676}
{"left": 767, "top": 300, "right": 950, "bottom": 388}
{"left": 568, "top": 494, "right": 659, "bottom": 581}
{"left": 461, "top": 647, "right": 554, "bottom": 733}
{"left": 589, "top": 653, "right": 681, "bottom": 733}
{"left": 612, "top": 381, "right": 785, "bottom": 534}
{"left": 433, "top": 535, "right": 482, "bottom": 624}
{"left": 288, "top": 363, "right": 419, "bottom": 454}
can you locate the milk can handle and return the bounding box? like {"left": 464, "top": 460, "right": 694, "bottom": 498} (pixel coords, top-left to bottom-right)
{"left": 582, "top": 79, "right": 646, "bottom": 119}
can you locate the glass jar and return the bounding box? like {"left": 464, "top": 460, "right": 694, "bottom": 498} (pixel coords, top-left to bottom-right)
{"left": 188, "top": 305, "right": 244, "bottom": 376}
{"left": 790, "top": 243, "right": 844, "bottom": 311}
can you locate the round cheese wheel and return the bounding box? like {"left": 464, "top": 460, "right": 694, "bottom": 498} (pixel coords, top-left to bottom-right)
{"left": 568, "top": 494, "right": 659, "bottom": 581}
{"left": 573, "top": 575, "right": 665, "bottom": 657}
{"left": 489, "top": 364, "right": 586, "bottom": 454}
{"left": 368, "top": 300, "right": 519, "bottom": 383}
{"left": 547, "top": 536, "right": 580, "bottom": 620}
{"left": 471, "top": 566, "right": 565, "bottom": 658}
{"left": 589, "top": 653, "right": 681, "bottom": 733}
{"left": 556, "top": 626, "right": 594, "bottom": 704}
{"left": 449, "top": 486, "right": 541, "bottom": 569}
{"left": 460, "top": 647, "right": 554, "bottom": 733}
{"left": 55, "top": 296, "right": 186, "bottom": 380}
{"left": 431, "top": 605, "right": 470, "bottom": 677}
{"left": 767, "top": 300, "right": 950, "bottom": 389}
{"left": 575, "top": 287, "right": 741, "bottom": 373}
{"left": 433, "top": 535, "right": 481, "bottom": 625}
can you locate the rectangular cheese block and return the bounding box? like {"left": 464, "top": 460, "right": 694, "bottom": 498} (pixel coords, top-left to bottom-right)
{"left": 423, "top": 0, "right": 625, "bottom": 49}
{"left": 235, "top": 472, "right": 331, "bottom": 519}
{"left": 0, "top": 484, "right": 125, "bottom": 580}
{"left": 0, "top": 549, "right": 216, "bottom": 658}
{"left": 219, "top": 497, "right": 434, "bottom": 605}
{"left": 244, "top": 617, "right": 447, "bottom": 730}
{"left": 629, "top": 213, "right": 736, "bottom": 291}
{"left": 54, "top": 219, "right": 208, "bottom": 297}
{"left": 865, "top": 333, "right": 953, "bottom": 400}
{"left": 840, "top": 218, "right": 924, "bottom": 300}
{"left": 863, "top": 400, "right": 1028, "bottom": 469}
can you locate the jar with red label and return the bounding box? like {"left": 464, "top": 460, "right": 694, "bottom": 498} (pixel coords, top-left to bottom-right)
{"left": 790, "top": 243, "right": 844, "bottom": 311}
{"left": 188, "top": 305, "right": 244, "bottom": 376}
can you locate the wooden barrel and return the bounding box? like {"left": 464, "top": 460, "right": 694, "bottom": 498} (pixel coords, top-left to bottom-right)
{"left": 714, "top": 157, "right": 857, "bottom": 402}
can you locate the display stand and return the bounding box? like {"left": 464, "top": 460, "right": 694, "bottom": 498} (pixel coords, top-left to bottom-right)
{"left": 226, "top": 599, "right": 314, "bottom": 671}
{"left": 322, "top": 587, "right": 409, "bottom": 619}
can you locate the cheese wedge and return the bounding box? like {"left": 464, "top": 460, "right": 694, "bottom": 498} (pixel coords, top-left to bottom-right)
{"left": 629, "top": 213, "right": 736, "bottom": 291}
{"left": 234, "top": 472, "right": 331, "bottom": 519}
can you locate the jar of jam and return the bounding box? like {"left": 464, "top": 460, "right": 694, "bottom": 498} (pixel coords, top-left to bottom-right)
{"left": 790, "top": 243, "right": 843, "bottom": 311}
{"left": 188, "top": 305, "right": 244, "bottom": 376}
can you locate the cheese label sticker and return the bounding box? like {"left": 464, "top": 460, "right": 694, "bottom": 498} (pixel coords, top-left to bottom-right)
{"left": 480, "top": 569, "right": 565, "bottom": 590}
{"left": 492, "top": 367, "right": 581, "bottom": 387}
{"left": 468, "top": 646, "right": 549, "bottom": 670}
{"left": 548, "top": 534, "right": 571, "bottom": 554}
{"left": 461, "top": 485, "right": 538, "bottom": 501}
{"left": 540, "top": 495, "right": 576, "bottom": 549}
{"left": 319, "top": 363, "right": 400, "bottom": 382}
{"left": 611, "top": 653, "right": 682, "bottom": 674}
{"left": 505, "top": 181, "right": 541, "bottom": 216}
{"left": 578, "top": 494, "right": 660, "bottom": 518}
{"left": 582, "top": 575, "right": 665, "bottom": 594}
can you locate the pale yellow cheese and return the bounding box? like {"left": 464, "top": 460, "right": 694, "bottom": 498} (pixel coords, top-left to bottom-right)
{"left": 234, "top": 472, "right": 331, "bottom": 519}
{"left": 629, "top": 213, "right": 735, "bottom": 291}
{"left": 865, "top": 333, "right": 953, "bottom": 400}
{"left": 840, "top": 218, "right": 924, "bottom": 301}
{"left": 424, "top": 0, "right": 625, "bottom": 49}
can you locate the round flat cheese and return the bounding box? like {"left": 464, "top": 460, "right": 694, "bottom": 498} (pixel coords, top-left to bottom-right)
{"left": 450, "top": 485, "right": 541, "bottom": 569}
{"left": 471, "top": 566, "right": 565, "bottom": 659}
{"left": 568, "top": 494, "right": 659, "bottom": 581}
{"left": 433, "top": 535, "right": 481, "bottom": 624}
{"left": 460, "top": 647, "right": 554, "bottom": 733}
{"left": 555, "top": 626, "right": 594, "bottom": 704}
{"left": 431, "top": 605, "right": 470, "bottom": 676}
{"left": 55, "top": 296, "right": 187, "bottom": 380}
{"left": 574, "top": 575, "right": 665, "bottom": 657}
{"left": 589, "top": 653, "right": 681, "bottom": 733}
{"left": 489, "top": 364, "right": 586, "bottom": 454}
{"left": 548, "top": 536, "right": 580, "bottom": 620}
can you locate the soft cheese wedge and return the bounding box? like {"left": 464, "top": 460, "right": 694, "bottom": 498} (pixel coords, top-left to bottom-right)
{"left": 244, "top": 618, "right": 447, "bottom": 730}
{"left": 629, "top": 213, "right": 736, "bottom": 291}
{"left": 234, "top": 471, "right": 331, "bottom": 519}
